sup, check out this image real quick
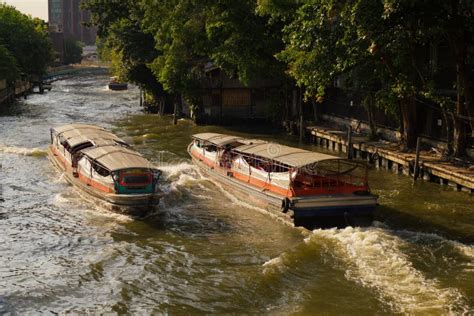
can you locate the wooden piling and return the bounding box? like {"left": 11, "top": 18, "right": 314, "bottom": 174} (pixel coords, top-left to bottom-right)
{"left": 347, "top": 125, "right": 352, "bottom": 160}
{"left": 413, "top": 137, "right": 421, "bottom": 182}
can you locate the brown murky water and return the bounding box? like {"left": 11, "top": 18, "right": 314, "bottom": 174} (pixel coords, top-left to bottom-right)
{"left": 1, "top": 76, "right": 473, "bottom": 314}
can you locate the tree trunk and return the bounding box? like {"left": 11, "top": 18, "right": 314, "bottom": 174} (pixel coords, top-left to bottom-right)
{"left": 441, "top": 109, "right": 453, "bottom": 156}
{"left": 173, "top": 95, "right": 178, "bottom": 125}
{"left": 453, "top": 29, "right": 467, "bottom": 157}
{"left": 366, "top": 94, "right": 378, "bottom": 140}
{"left": 399, "top": 95, "right": 418, "bottom": 150}
{"left": 312, "top": 99, "right": 320, "bottom": 123}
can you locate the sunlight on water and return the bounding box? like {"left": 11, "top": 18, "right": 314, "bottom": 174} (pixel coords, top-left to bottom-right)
{"left": 0, "top": 76, "right": 473, "bottom": 314}
{"left": 306, "top": 225, "right": 470, "bottom": 314}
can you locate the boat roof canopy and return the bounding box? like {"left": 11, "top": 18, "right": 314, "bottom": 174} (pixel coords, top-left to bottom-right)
{"left": 233, "top": 143, "right": 341, "bottom": 168}
{"left": 191, "top": 133, "right": 342, "bottom": 168}
{"left": 53, "top": 124, "right": 126, "bottom": 148}
{"left": 192, "top": 133, "right": 244, "bottom": 146}
{"left": 53, "top": 124, "right": 104, "bottom": 134}
{"left": 82, "top": 145, "right": 153, "bottom": 171}
{"left": 53, "top": 124, "right": 154, "bottom": 171}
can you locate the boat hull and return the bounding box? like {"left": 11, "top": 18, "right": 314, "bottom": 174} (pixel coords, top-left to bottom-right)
{"left": 191, "top": 156, "right": 377, "bottom": 228}
{"left": 48, "top": 146, "right": 161, "bottom": 217}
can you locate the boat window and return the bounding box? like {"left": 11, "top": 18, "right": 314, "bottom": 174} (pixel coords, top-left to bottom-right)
{"left": 62, "top": 141, "right": 72, "bottom": 153}
{"left": 204, "top": 144, "right": 217, "bottom": 152}
{"left": 122, "top": 175, "right": 151, "bottom": 185}
{"left": 293, "top": 159, "right": 367, "bottom": 189}
{"left": 242, "top": 155, "right": 289, "bottom": 173}
{"left": 91, "top": 160, "right": 110, "bottom": 177}
{"left": 71, "top": 141, "right": 93, "bottom": 154}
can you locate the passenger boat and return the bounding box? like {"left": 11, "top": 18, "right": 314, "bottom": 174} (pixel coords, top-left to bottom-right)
{"left": 108, "top": 77, "right": 128, "bottom": 91}
{"left": 48, "top": 124, "right": 162, "bottom": 216}
{"left": 188, "top": 133, "right": 378, "bottom": 228}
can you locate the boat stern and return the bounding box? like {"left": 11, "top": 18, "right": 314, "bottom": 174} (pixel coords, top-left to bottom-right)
{"left": 289, "top": 193, "right": 378, "bottom": 228}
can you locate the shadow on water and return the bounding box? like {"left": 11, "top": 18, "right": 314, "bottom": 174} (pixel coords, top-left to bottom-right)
{"left": 377, "top": 205, "right": 474, "bottom": 244}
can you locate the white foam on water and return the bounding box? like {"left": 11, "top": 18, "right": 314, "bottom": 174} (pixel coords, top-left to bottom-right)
{"left": 52, "top": 189, "right": 133, "bottom": 223}
{"left": 373, "top": 221, "right": 474, "bottom": 260}
{"left": 158, "top": 162, "right": 209, "bottom": 196}
{"left": 206, "top": 176, "right": 301, "bottom": 230}
{"left": 193, "top": 194, "right": 213, "bottom": 200}
{"left": 306, "top": 226, "right": 469, "bottom": 314}
{"left": 159, "top": 162, "right": 198, "bottom": 180}
{"left": 0, "top": 144, "right": 47, "bottom": 157}
{"left": 451, "top": 241, "right": 474, "bottom": 259}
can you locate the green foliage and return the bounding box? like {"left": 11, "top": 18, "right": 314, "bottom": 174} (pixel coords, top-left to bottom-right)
{"left": 0, "top": 44, "right": 19, "bottom": 83}
{"left": 85, "top": 0, "right": 472, "bottom": 152}
{"left": 86, "top": 0, "right": 285, "bottom": 103}
{"left": 0, "top": 4, "right": 53, "bottom": 76}
{"left": 64, "top": 39, "right": 83, "bottom": 65}
{"left": 85, "top": 0, "right": 165, "bottom": 97}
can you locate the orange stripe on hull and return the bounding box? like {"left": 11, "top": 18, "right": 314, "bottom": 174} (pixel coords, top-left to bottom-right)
{"left": 190, "top": 148, "right": 367, "bottom": 198}
{"left": 50, "top": 145, "right": 114, "bottom": 193}
{"left": 191, "top": 149, "right": 291, "bottom": 197}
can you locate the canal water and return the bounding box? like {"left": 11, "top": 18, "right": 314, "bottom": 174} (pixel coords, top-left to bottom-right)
{"left": 0, "top": 76, "right": 473, "bottom": 314}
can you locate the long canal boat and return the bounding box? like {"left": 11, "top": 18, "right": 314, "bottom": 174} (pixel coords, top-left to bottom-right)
{"left": 48, "top": 124, "right": 162, "bottom": 216}
{"left": 188, "top": 133, "right": 378, "bottom": 227}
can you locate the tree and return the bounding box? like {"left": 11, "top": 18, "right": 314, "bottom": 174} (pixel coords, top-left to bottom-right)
{"left": 139, "top": 0, "right": 286, "bottom": 118}
{"left": 84, "top": 0, "right": 166, "bottom": 107}
{"left": 0, "top": 4, "right": 53, "bottom": 77}
{"left": 258, "top": 0, "right": 463, "bottom": 150}
{"left": 64, "top": 39, "right": 83, "bottom": 65}
{"left": 0, "top": 44, "right": 19, "bottom": 83}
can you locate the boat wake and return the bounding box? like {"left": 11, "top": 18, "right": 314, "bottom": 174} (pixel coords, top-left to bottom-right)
{"left": 158, "top": 162, "right": 205, "bottom": 194}
{"left": 304, "top": 223, "right": 471, "bottom": 314}
{"left": 52, "top": 189, "right": 134, "bottom": 223}
{"left": 0, "top": 144, "right": 47, "bottom": 157}
{"left": 206, "top": 176, "right": 303, "bottom": 230}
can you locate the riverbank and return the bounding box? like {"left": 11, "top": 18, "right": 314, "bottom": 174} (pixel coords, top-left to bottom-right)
{"left": 0, "top": 80, "right": 33, "bottom": 107}
{"left": 306, "top": 122, "right": 474, "bottom": 194}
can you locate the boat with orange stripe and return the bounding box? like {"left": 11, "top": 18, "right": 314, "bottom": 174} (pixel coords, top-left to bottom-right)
{"left": 48, "top": 124, "right": 162, "bottom": 216}
{"left": 188, "top": 133, "right": 377, "bottom": 228}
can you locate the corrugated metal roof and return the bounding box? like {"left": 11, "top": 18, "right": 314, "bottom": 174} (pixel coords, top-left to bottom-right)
{"left": 233, "top": 143, "right": 340, "bottom": 168}
{"left": 192, "top": 133, "right": 244, "bottom": 146}
{"left": 54, "top": 124, "right": 104, "bottom": 134}
{"left": 82, "top": 145, "right": 153, "bottom": 171}
{"left": 53, "top": 124, "right": 154, "bottom": 171}
{"left": 191, "top": 132, "right": 341, "bottom": 168}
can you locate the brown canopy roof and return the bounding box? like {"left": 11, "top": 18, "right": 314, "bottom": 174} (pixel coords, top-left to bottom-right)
{"left": 54, "top": 124, "right": 104, "bottom": 134}
{"left": 233, "top": 143, "right": 340, "bottom": 168}
{"left": 82, "top": 145, "right": 154, "bottom": 171}
{"left": 191, "top": 132, "right": 341, "bottom": 168}
{"left": 192, "top": 133, "right": 244, "bottom": 146}
{"left": 53, "top": 124, "right": 154, "bottom": 171}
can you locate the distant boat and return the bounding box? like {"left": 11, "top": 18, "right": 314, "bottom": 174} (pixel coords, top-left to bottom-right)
{"left": 108, "top": 77, "right": 128, "bottom": 91}
{"left": 48, "top": 124, "right": 162, "bottom": 216}
{"left": 188, "top": 133, "right": 378, "bottom": 228}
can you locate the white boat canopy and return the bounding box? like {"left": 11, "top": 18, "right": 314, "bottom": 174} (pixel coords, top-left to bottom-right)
{"left": 52, "top": 124, "right": 154, "bottom": 171}
{"left": 82, "top": 145, "right": 154, "bottom": 171}
{"left": 232, "top": 143, "right": 341, "bottom": 168}
{"left": 54, "top": 124, "right": 104, "bottom": 134}
{"left": 191, "top": 132, "right": 342, "bottom": 168}
{"left": 192, "top": 133, "right": 244, "bottom": 147}
{"left": 53, "top": 124, "right": 127, "bottom": 148}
